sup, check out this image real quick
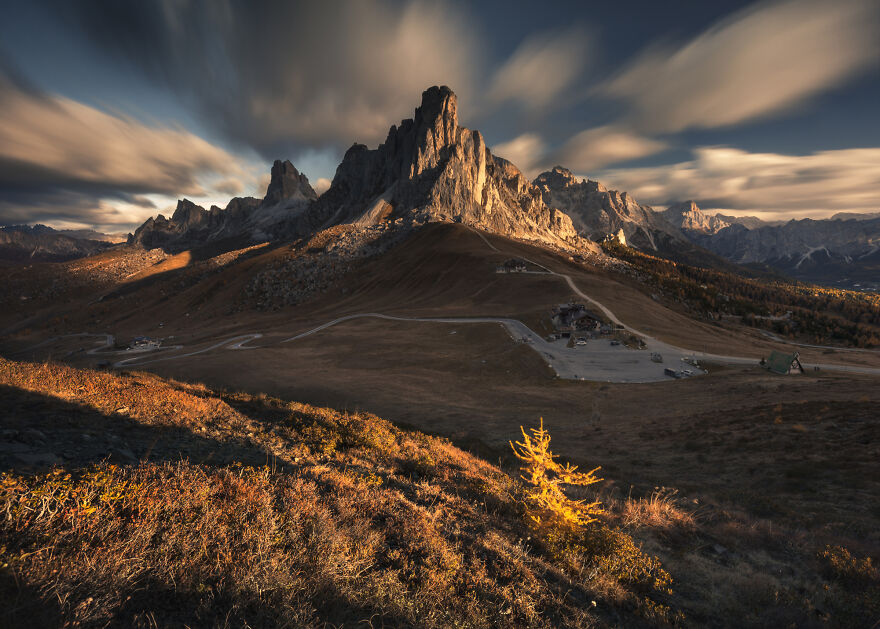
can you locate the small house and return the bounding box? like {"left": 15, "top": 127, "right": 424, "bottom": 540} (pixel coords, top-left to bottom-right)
{"left": 764, "top": 350, "right": 804, "bottom": 375}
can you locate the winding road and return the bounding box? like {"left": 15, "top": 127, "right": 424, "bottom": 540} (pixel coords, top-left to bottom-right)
{"left": 17, "top": 229, "right": 880, "bottom": 382}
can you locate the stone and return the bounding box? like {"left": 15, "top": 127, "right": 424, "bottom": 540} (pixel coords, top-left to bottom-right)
{"left": 114, "top": 447, "right": 137, "bottom": 462}
{"left": 19, "top": 428, "right": 47, "bottom": 445}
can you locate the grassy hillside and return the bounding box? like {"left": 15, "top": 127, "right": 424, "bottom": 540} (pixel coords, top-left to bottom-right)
{"left": 1, "top": 358, "right": 877, "bottom": 627}
{"left": 0, "top": 358, "right": 683, "bottom": 628}
{"left": 603, "top": 241, "right": 880, "bottom": 347}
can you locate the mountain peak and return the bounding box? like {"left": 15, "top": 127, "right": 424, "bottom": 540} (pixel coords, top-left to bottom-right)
{"left": 418, "top": 85, "right": 457, "bottom": 126}
{"left": 264, "top": 159, "right": 318, "bottom": 205}
{"left": 304, "top": 85, "right": 584, "bottom": 248}
{"left": 170, "top": 199, "right": 206, "bottom": 225}
{"left": 661, "top": 200, "right": 730, "bottom": 235}
{"left": 535, "top": 166, "right": 578, "bottom": 190}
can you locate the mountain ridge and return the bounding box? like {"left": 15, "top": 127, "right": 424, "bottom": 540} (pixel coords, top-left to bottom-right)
{"left": 300, "top": 86, "right": 583, "bottom": 248}
{"left": 127, "top": 87, "right": 591, "bottom": 254}
{"left": 127, "top": 159, "right": 316, "bottom": 252}
{"left": 0, "top": 224, "right": 120, "bottom": 263}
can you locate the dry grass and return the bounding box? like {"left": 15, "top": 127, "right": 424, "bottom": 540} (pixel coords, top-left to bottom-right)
{"left": 0, "top": 358, "right": 683, "bottom": 628}
{"left": 621, "top": 488, "right": 696, "bottom": 531}
{"left": 2, "top": 357, "right": 878, "bottom": 627}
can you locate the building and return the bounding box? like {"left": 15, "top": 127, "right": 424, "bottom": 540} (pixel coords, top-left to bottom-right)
{"left": 496, "top": 258, "right": 527, "bottom": 273}
{"left": 551, "top": 303, "right": 603, "bottom": 333}
{"left": 764, "top": 350, "right": 804, "bottom": 375}
{"left": 130, "top": 336, "right": 161, "bottom": 350}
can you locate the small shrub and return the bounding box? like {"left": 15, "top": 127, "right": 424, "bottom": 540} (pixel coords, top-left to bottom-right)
{"left": 819, "top": 545, "right": 877, "bottom": 585}
{"left": 299, "top": 421, "right": 341, "bottom": 455}
{"left": 541, "top": 521, "right": 672, "bottom": 594}
{"left": 510, "top": 418, "right": 604, "bottom": 527}
{"left": 817, "top": 545, "right": 880, "bottom": 626}
{"left": 623, "top": 487, "right": 695, "bottom": 530}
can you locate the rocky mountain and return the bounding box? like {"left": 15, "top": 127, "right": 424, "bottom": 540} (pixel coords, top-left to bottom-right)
{"left": 661, "top": 201, "right": 731, "bottom": 235}
{"left": 0, "top": 225, "right": 116, "bottom": 263}
{"left": 128, "top": 160, "right": 317, "bottom": 251}
{"left": 657, "top": 197, "right": 880, "bottom": 289}
{"left": 687, "top": 216, "right": 880, "bottom": 288}
{"left": 831, "top": 211, "right": 880, "bottom": 222}
{"left": 661, "top": 202, "right": 781, "bottom": 234}
{"left": 301, "top": 86, "right": 581, "bottom": 247}
{"left": 128, "top": 87, "right": 586, "bottom": 253}
{"left": 714, "top": 214, "right": 776, "bottom": 230}
{"left": 533, "top": 166, "right": 683, "bottom": 250}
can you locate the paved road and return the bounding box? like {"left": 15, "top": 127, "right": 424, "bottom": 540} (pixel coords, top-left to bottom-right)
{"left": 14, "top": 229, "right": 880, "bottom": 382}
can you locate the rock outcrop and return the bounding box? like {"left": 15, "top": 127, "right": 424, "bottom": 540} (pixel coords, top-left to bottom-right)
{"left": 534, "top": 166, "right": 683, "bottom": 249}
{"left": 303, "top": 86, "right": 580, "bottom": 247}
{"left": 128, "top": 160, "right": 316, "bottom": 252}
{"left": 264, "top": 160, "right": 318, "bottom": 205}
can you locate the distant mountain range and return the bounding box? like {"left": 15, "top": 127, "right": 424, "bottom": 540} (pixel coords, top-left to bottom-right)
{"left": 0, "top": 224, "right": 124, "bottom": 263}
{"left": 660, "top": 201, "right": 880, "bottom": 290}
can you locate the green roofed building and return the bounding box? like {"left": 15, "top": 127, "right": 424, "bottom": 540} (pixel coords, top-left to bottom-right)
{"left": 765, "top": 350, "right": 804, "bottom": 375}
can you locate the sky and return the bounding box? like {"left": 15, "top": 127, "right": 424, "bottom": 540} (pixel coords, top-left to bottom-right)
{"left": 0, "top": 0, "right": 878, "bottom": 233}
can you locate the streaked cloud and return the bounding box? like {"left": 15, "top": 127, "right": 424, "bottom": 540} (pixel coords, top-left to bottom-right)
{"left": 492, "top": 133, "right": 546, "bottom": 177}
{"left": 551, "top": 126, "right": 667, "bottom": 172}
{"left": 57, "top": 0, "right": 481, "bottom": 154}
{"left": 313, "top": 178, "right": 332, "bottom": 196}
{"left": 0, "top": 69, "right": 251, "bottom": 228}
{"left": 602, "top": 0, "right": 880, "bottom": 133}
{"left": 0, "top": 78, "right": 240, "bottom": 195}
{"left": 487, "top": 28, "right": 590, "bottom": 111}
{"left": 211, "top": 178, "right": 246, "bottom": 197}
{"left": 594, "top": 146, "right": 880, "bottom": 218}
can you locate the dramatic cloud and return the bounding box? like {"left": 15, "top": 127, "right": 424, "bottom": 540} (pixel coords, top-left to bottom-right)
{"left": 0, "top": 189, "right": 158, "bottom": 232}
{"left": 493, "top": 127, "right": 666, "bottom": 176}
{"left": 551, "top": 126, "right": 667, "bottom": 172}
{"left": 0, "top": 69, "right": 251, "bottom": 229}
{"left": 487, "top": 29, "right": 590, "bottom": 111}
{"left": 594, "top": 147, "right": 880, "bottom": 218}
{"left": 602, "top": 0, "right": 880, "bottom": 133}
{"left": 492, "top": 134, "right": 546, "bottom": 177}
{"left": 56, "top": 0, "right": 481, "bottom": 156}
{"left": 212, "top": 178, "right": 246, "bottom": 197}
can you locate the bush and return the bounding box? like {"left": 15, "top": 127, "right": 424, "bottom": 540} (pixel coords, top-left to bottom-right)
{"left": 510, "top": 418, "right": 604, "bottom": 527}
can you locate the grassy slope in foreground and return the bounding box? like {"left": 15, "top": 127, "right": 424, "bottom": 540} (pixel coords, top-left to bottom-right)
{"left": 0, "top": 358, "right": 878, "bottom": 628}
{"left": 0, "top": 358, "right": 676, "bottom": 628}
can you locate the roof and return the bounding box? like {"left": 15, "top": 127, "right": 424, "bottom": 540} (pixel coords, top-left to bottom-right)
{"left": 766, "top": 350, "right": 802, "bottom": 374}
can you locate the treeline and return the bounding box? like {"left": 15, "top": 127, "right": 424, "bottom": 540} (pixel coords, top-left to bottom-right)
{"left": 602, "top": 242, "right": 880, "bottom": 348}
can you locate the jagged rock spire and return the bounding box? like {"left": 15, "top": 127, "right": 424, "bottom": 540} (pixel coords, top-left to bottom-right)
{"left": 264, "top": 160, "right": 318, "bottom": 205}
